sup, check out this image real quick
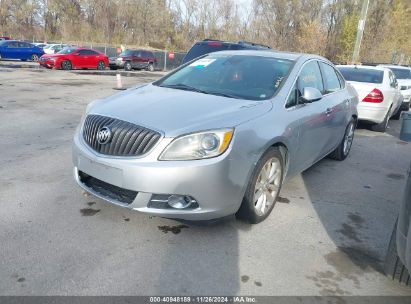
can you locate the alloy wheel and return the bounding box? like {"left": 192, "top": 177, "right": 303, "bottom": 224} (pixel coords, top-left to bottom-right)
{"left": 343, "top": 121, "right": 355, "bottom": 156}
{"left": 253, "top": 157, "right": 282, "bottom": 216}
{"left": 98, "top": 61, "right": 105, "bottom": 70}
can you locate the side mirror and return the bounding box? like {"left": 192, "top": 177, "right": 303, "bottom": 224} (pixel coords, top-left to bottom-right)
{"left": 301, "top": 87, "right": 322, "bottom": 103}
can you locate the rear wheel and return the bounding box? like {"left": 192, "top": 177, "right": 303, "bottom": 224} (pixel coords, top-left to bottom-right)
{"left": 97, "top": 61, "right": 106, "bottom": 70}
{"left": 124, "top": 61, "right": 132, "bottom": 71}
{"left": 236, "top": 147, "right": 284, "bottom": 224}
{"left": 31, "top": 54, "right": 39, "bottom": 61}
{"left": 371, "top": 110, "right": 389, "bottom": 132}
{"left": 61, "top": 60, "right": 72, "bottom": 70}
{"left": 329, "top": 118, "right": 355, "bottom": 161}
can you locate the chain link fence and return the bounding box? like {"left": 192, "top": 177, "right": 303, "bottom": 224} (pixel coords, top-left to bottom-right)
{"left": 88, "top": 46, "right": 186, "bottom": 71}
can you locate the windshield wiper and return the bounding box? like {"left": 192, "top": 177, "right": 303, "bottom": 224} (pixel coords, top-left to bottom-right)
{"left": 203, "top": 91, "right": 241, "bottom": 99}
{"left": 161, "top": 84, "right": 241, "bottom": 99}
{"left": 160, "top": 83, "right": 207, "bottom": 94}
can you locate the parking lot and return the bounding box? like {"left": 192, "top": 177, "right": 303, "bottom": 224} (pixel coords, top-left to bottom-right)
{"left": 1, "top": 64, "right": 411, "bottom": 296}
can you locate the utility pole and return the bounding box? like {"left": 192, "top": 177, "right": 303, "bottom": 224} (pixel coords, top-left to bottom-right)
{"left": 352, "top": 0, "right": 370, "bottom": 64}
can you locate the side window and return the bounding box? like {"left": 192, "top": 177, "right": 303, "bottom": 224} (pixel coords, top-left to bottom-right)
{"left": 18, "top": 42, "right": 29, "bottom": 48}
{"left": 9, "top": 42, "right": 18, "bottom": 48}
{"left": 320, "top": 62, "right": 341, "bottom": 94}
{"left": 78, "top": 50, "right": 88, "bottom": 55}
{"left": 389, "top": 72, "right": 397, "bottom": 88}
{"left": 135, "top": 51, "right": 142, "bottom": 57}
{"left": 298, "top": 61, "right": 324, "bottom": 96}
{"left": 336, "top": 70, "right": 345, "bottom": 88}
{"left": 87, "top": 50, "right": 98, "bottom": 55}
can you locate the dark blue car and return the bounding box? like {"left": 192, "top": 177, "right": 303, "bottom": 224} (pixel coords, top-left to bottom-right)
{"left": 0, "top": 40, "right": 44, "bottom": 61}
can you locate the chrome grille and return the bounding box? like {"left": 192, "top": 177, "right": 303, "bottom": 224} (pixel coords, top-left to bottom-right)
{"left": 82, "top": 114, "right": 161, "bottom": 156}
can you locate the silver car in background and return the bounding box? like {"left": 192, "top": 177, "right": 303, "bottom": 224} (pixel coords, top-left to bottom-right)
{"left": 72, "top": 51, "right": 358, "bottom": 223}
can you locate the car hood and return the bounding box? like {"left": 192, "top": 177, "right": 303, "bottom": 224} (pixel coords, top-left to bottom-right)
{"left": 87, "top": 84, "right": 272, "bottom": 137}
{"left": 41, "top": 53, "right": 65, "bottom": 59}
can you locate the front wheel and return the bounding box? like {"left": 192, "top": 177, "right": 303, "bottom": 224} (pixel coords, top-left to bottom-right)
{"left": 236, "top": 147, "right": 284, "bottom": 224}
{"left": 97, "top": 61, "right": 106, "bottom": 70}
{"left": 31, "top": 54, "right": 39, "bottom": 61}
{"left": 61, "top": 60, "right": 72, "bottom": 70}
{"left": 124, "top": 61, "right": 132, "bottom": 71}
{"left": 329, "top": 118, "right": 355, "bottom": 161}
{"left": 147, "top": 63, "right": 154, "bottom": 72}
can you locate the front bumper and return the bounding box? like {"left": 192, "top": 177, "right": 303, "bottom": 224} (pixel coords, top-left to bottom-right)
{"left": 39, "top": 59, "right": 57, "bottom": 68}
{"left": 72, "top": 131, "right": 246, "bottom": 220}
{"left": 109, "top": 58, "right": 124, "bottom": 68}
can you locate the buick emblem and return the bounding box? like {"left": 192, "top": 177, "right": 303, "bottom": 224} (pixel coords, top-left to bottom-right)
{"left": 97, "top": 126, "right": 112, "bottom": 144}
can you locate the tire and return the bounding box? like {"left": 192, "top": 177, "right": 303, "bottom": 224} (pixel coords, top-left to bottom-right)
{"left": 124, "top": 61, "right": 132, "bottom": 71}
{"left": 384, "top": 221, "right": 410, "bottom": 286}
{"left": 371, "top": 110, "right": 389, "bottom": 132}
{"left": 31, "top": 54, "right": 39, "bottom": 61}
{"left": 329, "top": 118, "right": 355, "bottom": 161}
{"left": 147, "top": 63, "right": 154, "bottom": 72}
{"left": 236, "top": 147, "right": 284, "bottom": 224}
{"left": 61, "top": 60, "right": 72, "bottom": 70}
{"left": 392, "top": 108, "right": 402, "bottom": 120}
{"left": 97, "top": 61, "right": 106, "bottom": 70}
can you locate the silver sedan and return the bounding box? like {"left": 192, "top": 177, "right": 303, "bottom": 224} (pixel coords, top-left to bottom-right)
{"left": 72, "top": 50, "right": 358, "bottom": 223}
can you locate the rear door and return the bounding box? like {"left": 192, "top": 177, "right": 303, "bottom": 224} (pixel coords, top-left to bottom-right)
{"left": 19, "top": 42, "right": 32, "bottom": 59}
{"left": 86, "top": 49, "right": 100, "bottom": 68}
{"left": 318, "top": 62, "right": 348, "bottom": 153}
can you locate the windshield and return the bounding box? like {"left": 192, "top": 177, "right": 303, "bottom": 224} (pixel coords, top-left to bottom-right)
{"left": 58, "top": 48, "right": 76, "bottom": 54}
{"left": 389, "top": 68, "right": 411, "bottom": 79}
{"left": 119, "top": 50, "right": 134, "bottom": 56}
{"left": 155, "top": 54, "right": 293, "bottom": 100}
{"left": 338, "top": 67, "right": 384, "bottom": 84}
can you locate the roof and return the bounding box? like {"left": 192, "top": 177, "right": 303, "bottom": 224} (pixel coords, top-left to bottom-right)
{"left": 206, "top": 49, "right": 306, "bottom": 61}
{"left": 337, "top": 64, "right": 387, "bottom": 72}
{"left": 378, "top": 64, "right": 411, "bottom": 70}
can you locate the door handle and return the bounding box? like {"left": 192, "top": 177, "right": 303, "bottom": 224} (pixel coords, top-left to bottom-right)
{"left": 325, "top": 108, "right": 333, "bottom": 115}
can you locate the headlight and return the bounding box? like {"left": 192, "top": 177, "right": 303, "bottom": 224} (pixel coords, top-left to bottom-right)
{"left": 159, "top": 129, "right": 234, "bottom": 160}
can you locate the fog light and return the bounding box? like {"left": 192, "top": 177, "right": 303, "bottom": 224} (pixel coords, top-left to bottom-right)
{"left": 168, "top": 195, "right": 193, "bottom": 209}
{"left": 148, "top": 194, "right": 199, "bottom": 210}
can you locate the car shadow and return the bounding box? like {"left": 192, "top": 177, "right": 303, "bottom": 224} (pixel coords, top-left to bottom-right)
{"left": 152, "top": 216, "right": 249, "bottom": 295}
{"left": 297, "top": 120, "right": 411, "bottom": 294}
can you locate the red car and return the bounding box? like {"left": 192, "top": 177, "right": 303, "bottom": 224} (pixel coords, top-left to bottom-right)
{"left": 39, "top": 47, "right": 109, "bottom": 70}
{"left": 0, "top": 36, "right": 11, "bottom": 41}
